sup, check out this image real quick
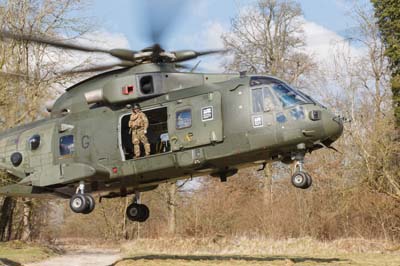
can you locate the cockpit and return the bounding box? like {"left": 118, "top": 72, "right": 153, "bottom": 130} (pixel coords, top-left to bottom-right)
{"left": 250, "top": 76, "right": 313, "bottom": 112}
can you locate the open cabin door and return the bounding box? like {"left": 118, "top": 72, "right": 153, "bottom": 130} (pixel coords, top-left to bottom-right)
{"left": 168, "top": 92, "right": 223, "bottom": 151}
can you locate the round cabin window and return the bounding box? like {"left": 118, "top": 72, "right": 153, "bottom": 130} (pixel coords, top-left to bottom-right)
{"left": 10, "top": 152, "right": 22, "bottom": 167}
{"left": 29, "top": 134, "right": 41, "bottom": 150}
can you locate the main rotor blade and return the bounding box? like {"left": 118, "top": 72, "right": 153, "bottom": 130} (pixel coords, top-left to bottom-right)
{"left": 173, "top": 49, "right": 228, "bottom": 62}
{"left": 59, "top": 61, "right": 136, "bottom": 74}
{"left": 196, "top": 49, "right": 228, "bottom": 57}
{"left": 0, "top": 30, "right": 110, "bottom": 53}
{"left": 1, "top": 30, "right": 138, "bottom": 62}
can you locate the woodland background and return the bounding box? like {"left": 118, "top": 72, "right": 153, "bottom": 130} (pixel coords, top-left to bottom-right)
{"left": 0, "top": 0, "right": 399, "bottom": 245}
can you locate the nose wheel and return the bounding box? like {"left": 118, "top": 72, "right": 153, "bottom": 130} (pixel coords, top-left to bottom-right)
{"left": 291, "top": 171, "right": 312, "bottom": 189}
{"left": 126, "top": 191, "right": 150, "bottom": 222}
{"left": 291, "top": 157, "right": 312, "bottom": 189}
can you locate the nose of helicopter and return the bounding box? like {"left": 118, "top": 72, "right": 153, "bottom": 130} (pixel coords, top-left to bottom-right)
{"left": 322, "top": 110, "right": 344, "bottom": 143}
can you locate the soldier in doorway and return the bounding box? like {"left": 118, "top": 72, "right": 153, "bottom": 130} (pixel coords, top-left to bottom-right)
{"left": 129, "top": 103, "right": 150, "bottom": 158}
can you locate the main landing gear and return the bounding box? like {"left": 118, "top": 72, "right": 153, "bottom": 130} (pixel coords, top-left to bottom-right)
{"left": 69, "top": 182, "right": 95, "bottom": 214}
{"left": 126, "top": 191, "right": 150, "bottom": 222}
{"left": 290, "top": 153, "right": 312, "bottom": 189}
{"left": 69, "top": 184, "right": 150, "bottom": 222}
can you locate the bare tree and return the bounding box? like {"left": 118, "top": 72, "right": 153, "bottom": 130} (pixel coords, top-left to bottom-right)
{"left": 315, "top": 3, "right": 400, "bottom": 205}
{"left": 0, "top": 0, "right": 93, "bottom": 241}
{"left": 222, "top": 0, "right": 315, "bottom": 87}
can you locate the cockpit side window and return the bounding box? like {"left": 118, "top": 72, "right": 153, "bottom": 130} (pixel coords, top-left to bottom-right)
{"left": 252, "top": 88, "right": 263, "bottom": 113}
{"left": 251, "top": 87, "right": 277, "bottom": 113}
{"left": 263, "top": 87, "right": 276, "bottom": 111}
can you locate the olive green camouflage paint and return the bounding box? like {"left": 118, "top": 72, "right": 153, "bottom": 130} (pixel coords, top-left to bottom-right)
{"left": 0, "top": 63, "right": 343, "bottom": 198}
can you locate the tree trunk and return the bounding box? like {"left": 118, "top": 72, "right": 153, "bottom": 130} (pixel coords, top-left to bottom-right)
{"left": 263, "top": 164, "right": 273, "bottom": 209}
{"left": 20, "top": 199, "right": 32, "bottom": 242}
{"left": 167, "top": 182, "right": 176, "bottom": 236}
{"left": 0, "top": 197, "right": 16, "bottom": 241}
{"left": 122, "top": 197, "right": 129, "bottom": 240}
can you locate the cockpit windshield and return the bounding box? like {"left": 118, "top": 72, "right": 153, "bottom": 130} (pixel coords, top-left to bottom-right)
{"left": 250, "top": 76, "right": 311, "bottom": 108}
{"left": 271, "top": 83, "right": 309, "bottom": 107}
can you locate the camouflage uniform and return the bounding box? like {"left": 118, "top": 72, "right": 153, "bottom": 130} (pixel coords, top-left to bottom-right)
{"left": 129, "top": 110, "right": 150, "bottom": 157}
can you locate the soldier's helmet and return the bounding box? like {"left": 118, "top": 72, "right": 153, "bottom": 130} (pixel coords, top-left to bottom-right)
{"left": 132, "top": 103, "right": 141, "bottom": 110}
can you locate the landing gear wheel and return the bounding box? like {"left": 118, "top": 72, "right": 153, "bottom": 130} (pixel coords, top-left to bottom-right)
{"left": 291, "top": 171, "right": 312, "bottom": 189}
{"left": 126, "top": 203, "right": 150, "bottom": 222}
{"left": 69, "top": 194, "right": 87, "bottom": 213}
{"left": 137, "top": 204, "right": 150, "bottom": 222}
{"left": 305, "top": 173, "right": 313, "bottom": 189}
{"left": 82, "top": 194, "right": 95, "bottom": 214}
{"left": 126, "top": 203, "right": 140, "bottom": 221}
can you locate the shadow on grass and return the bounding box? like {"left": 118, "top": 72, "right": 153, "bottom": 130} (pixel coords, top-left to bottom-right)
{"left": 109, "top": 254, "right": 346, "bottom": 266}
{"left": 0, "top": 258, "right": 22, "bottom": 266}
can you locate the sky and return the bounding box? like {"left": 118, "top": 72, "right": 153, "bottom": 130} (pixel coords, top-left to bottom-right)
{"left": 80, "top": 0, "right": 370, "bottom": 72}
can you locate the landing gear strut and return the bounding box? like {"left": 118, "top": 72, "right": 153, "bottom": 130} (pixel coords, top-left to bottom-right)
{"left": 69, "top": 182, "right": 96, "bottom": 214}
{"left": 210, "top": 168, "right": 238, "bottom": 183}
{"left": 126, "top": 191, "right": 150, "bottom": 222}
{"left": 291, "top": 154, "right": 312, "bottom": 189}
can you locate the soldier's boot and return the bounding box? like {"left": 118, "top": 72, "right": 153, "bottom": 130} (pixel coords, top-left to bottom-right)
{"left": 134, "top": 145, "right": 141, "bottom": 158}
{"left": 144, "top": 143, "right": 151, "bottom": 156}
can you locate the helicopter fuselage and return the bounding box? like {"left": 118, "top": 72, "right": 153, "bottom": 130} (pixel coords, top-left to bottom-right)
{"left": 0, "top": 64, "right": 343, "bottom": 199}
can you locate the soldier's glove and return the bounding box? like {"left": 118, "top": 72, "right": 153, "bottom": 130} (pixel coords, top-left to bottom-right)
{"left": 144, "top": 130, "right": 147, "bottom": 134}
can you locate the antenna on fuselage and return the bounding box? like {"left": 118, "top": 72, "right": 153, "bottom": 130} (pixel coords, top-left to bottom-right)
{"left": 190, "top": 60, "right": 201, "bottom": 73}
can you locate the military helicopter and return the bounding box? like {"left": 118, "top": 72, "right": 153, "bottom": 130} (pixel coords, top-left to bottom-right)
{"left": 0, "top": 19, "right": 343, "bottom": 223}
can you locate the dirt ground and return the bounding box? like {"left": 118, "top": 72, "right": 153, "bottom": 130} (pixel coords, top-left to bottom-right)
{"left": 24, "top": 248, "right": 121, "bottom": 266}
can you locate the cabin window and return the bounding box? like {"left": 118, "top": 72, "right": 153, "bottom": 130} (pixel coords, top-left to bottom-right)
{"left": 176, "top": 109, "right": 192, "bottom": 129}
{"left": 140, "top": 76, "right": 154, "bottom": 95}
{"left": 59, "top": 135, "right": 74, "bottom": 156}
{"left": 251, "top": 87, "right": 276, "bottom": 113}
{"left": 29, "top": 134, "right": 41, "bottom": 150}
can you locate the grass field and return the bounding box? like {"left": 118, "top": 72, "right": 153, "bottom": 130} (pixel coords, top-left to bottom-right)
{"left": 0, "top": 238, "right": 399, "bottom": 266}
{"left": 113, "top": 253, "right": 400, "bottom": 266}
{"left": 116, "top": 237, "right": 400, "bottom": 266}
{"left": 0, "top": 241, "right": 59, "bottom": 265}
